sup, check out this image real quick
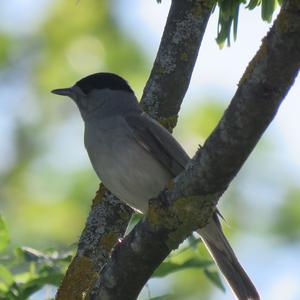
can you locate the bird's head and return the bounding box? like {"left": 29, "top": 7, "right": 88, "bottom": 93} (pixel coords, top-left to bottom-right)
{"left": 51, "top": 72, "right": 140, "bottom": 120}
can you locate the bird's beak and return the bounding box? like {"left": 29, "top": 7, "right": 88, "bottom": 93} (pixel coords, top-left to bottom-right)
{"left": 51, "top": 87, "right": 74, "bottom": 96}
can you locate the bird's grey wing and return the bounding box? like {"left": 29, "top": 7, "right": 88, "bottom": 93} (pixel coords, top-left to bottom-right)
{"left": 125, "top": 112, "right": 190, "bottom": 177}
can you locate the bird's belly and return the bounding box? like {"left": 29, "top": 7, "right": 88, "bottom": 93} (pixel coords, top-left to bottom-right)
{"left": 86, "top": 131, "right": 171, "bottom": 213}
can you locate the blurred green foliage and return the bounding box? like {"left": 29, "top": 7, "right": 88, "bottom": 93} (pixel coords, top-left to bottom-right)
{"left": 0, "top": 216, "right": 71, "bottom": 299}
{"left": 272, "top": 188, "right": 300, "bottom": 242}
{"left": 0, "top": 217, "right": 9, "bottom": 253}
{"left": 179, "top": 100, "right": 225, "bottom": 139}
{"left": 0, "top": 35, "right": 11, "bottom": 66}
{"left": 0, "top": 213, "right": 224, "bottom": 299}
{"left": 0, "top": 0, "right": 149, "bottom": 248}
{"left": 0, "top": 0, "right": 299, "bottom": 299}
{"left": 39, "top": 1, "right": 147, "bottom": 92}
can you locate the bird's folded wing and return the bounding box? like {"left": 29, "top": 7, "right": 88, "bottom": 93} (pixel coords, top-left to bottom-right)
{"left": 125, "top": 112, "right": 190, "bottom": 177}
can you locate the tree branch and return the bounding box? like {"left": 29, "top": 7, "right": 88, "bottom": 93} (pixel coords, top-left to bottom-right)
{"left": 141, "top": 0, "right": 214, "bottom": 130}
{"left": 56, "top": 186, "right": 133, "bottom": 300}
{"left": 91, "top": 1, "right": 300, "bottom": 299}
{"left": 56, "top": 0, "right": 214, "bottom": 298}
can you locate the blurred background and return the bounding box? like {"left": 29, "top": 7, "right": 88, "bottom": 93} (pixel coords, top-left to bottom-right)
{"left": 0, "top": 0, "right": 299, "bottom": 299}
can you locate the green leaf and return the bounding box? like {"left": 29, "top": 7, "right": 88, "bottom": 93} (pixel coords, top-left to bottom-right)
{"left": 216, "top": 0, "right": 246, "bottom": 46}
{"left": 17, "top": 273, "right": 62, "bottom": 298}
{"left": 16, "top": 247, "right": 49, "bottom": 263}
{"left": 27, "top": 273, "right": 62, "bottom": 287}
{"left": 0, "top": 265, "right": 14, "bottom": 286}
{"left": 0, "top": 216, "right": 9, "bottom": 252}
{"left": 125, "top": 213, "right": 143, "bottom": 235}
{"left": 4, "top": 282, "right": 21, "bottom": 299}
{"left": 246, "top": 0, "right": 261, "bottom": 9}
{"left": 216, "top": 15, "right": 233, "bottom": 47}
{"left": 204, "top": 269, "right": 226, "bottom": 292}
{"left": 261, "top": 0, "right": 276, "bottom": 22}
{"left": 233, "top": 4, "right": 240, "bottom": 41}
{"left": 14, "top": 271, "right": 34, "bottom": 284}
{"left": 217, "top": 0, "right": 280, "bottom": 46}
{"left": 153, "top": 258, "right": 213, "bottom": 278}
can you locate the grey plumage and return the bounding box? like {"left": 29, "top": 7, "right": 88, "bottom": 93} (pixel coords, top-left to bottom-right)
{"left": 52, "top": 72, "right": 260, "bottom": 300}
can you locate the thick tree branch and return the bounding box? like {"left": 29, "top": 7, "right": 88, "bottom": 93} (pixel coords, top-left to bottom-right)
{"left": 56, "top": 0, "right": 214, "bottom": 298}
{"left": 91, "top": 1, "right": 300, "bottom": 299}
{"left": 56, "top": 186, "right": 133, "bottom": 300}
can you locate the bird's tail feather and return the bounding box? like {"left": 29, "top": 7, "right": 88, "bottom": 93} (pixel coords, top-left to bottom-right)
{"left": 197, "top": 215, "right": 260, "bottom": 300}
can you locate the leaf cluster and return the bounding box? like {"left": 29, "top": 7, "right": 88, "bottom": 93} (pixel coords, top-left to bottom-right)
{"left": 0, "top": 216, "right": 72, "bottom": 300}
{"left": 0, "top": 213, "right": 225, "bottom": 299}
{"left": 217, "top": 0, "right": 280, "bottom": 46}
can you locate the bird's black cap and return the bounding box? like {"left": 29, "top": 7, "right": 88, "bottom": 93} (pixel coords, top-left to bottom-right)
{"left": 75, "top": 72, "right": 134, "bottom": 95}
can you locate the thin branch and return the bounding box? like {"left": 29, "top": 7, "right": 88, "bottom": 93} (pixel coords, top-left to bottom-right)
{"left": 91, "top": 1, "right": 300, "bottom": 299}
{"left": 56, "top": 0, "right": 214, "bottom": 298}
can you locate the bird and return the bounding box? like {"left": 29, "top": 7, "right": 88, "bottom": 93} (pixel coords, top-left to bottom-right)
{"left": 52, "top": 72, "right": 260, "bottom": 300}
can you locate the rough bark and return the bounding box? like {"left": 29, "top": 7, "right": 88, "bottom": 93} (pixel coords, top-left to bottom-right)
{"left": 56, "top": 186, "right": 133, "bottom": 300}
{"left": 141, "top": 0, "right": 214, "bottom": 127}
{"left": 56, "top": 0, "right": 214, "bottom": 298}
{"left": 90, "top": 1, "right": 300, "bottom": 299}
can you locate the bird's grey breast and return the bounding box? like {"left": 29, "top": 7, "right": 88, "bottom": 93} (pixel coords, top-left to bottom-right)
{"left": 84, "top": 115, "right": 171, "bottom": 213}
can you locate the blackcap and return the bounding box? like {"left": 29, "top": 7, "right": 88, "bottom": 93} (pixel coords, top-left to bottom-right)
{"left": 52, "top": 72, "right": 259, "bottom": 300}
